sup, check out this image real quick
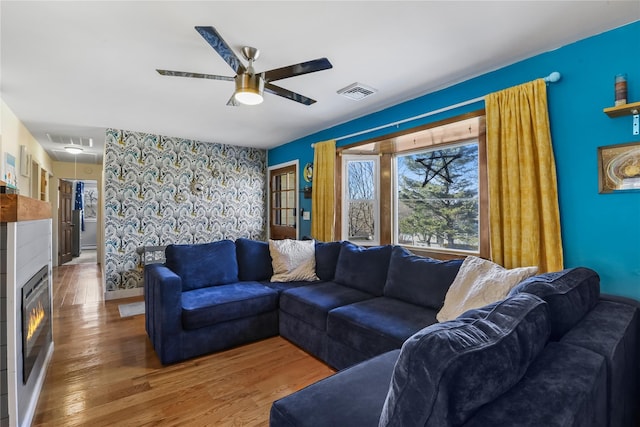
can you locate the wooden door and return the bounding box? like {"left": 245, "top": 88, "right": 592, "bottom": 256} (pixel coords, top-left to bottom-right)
{"left": 269, "top": 165, "right": 297, "bottom": 240}
{"left": 59, "top": 179, "right": 73, "bottom": 265}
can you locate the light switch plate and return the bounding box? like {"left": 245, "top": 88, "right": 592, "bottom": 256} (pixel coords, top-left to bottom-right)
{"left": 303, "top": 211, "right": 310, "bottom": 221}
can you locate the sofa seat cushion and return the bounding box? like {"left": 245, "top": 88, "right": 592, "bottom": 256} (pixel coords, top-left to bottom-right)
{"left": 235, "top": 238, "right": 273, "bottom": 281}
{"left": 181, "top": 282, "right": 278, "bottom": 330}
{"left": 463, "top": 342, "right": 607, "bottom": 427}
{"left": 509, "top": 267, "right": 600, "bottom": 340}
{"left": 261, "top": 280, "right": 318, "bottom": 294}
{"left": 383, "top": 246, "right": 463, "bottom": 309}
{"left": 279, "top": 282, "right": 374, "bottom": 330}
{"left": 379, "top": 293, "right": 550, "bottom": 427}
{"left": 333, "top": 242, "right": 393, "bottom": 296}
{"left": 165, "top": 240, "right": 239, "bottom": 291}
{"left": 327, "top": 297, "right": 438, "bottom": 357}
{"left": 560, "top": 300, "right": 639, "bottom": 427}
{"left": 270, "top": 350, "right": 401, "bottom": 427}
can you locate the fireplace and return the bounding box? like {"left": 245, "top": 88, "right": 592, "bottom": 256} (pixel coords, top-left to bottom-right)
{"left": 21, "top": 265, "right": 51, "bottom": 384}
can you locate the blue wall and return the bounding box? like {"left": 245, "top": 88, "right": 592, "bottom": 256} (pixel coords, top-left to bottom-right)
{"left": 268, "top": 21, "right": 640, "bottom": 300}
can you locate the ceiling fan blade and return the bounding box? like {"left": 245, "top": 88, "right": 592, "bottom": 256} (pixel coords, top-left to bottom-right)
{"left": 265, "top": 83, "right": 316, "bottom": 106}
{"left": 195, "top": 26, "right": 246, "bottom": 74}
{"left": 156, "top": 69, "right": 234, "bottom": 81}
{"left": 264, "top": 58, "right": 332, "bottom": 82}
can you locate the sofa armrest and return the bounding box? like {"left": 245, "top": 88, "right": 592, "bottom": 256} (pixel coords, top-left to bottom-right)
{"left": 600, "top": 293, "right": 640, "bottom": 308}
{"left": 145, "top": 264, "right": 184, "bottom": 363}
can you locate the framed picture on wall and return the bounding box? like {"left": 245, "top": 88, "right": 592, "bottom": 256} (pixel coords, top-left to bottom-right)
{"left": 4, "top": 152, "right": 17, "bottom": 188}
{"left": 598, "top": 141, "right": 640, "bottom": 193}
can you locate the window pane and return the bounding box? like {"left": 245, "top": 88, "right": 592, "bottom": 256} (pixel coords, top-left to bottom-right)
{"left": 286, "top": 209, "right": 296, "bottom": 226}
{"left": 347, "top": 160, "right": 374, "bottom": 200}
{"left": 287, "top": 189, "right": 295, "bottom": 208}
{"left": 397, "top": 143, "right": 479, "bottom": 252}
{"left": 286, "top": 172, "right": 295, "bottom": 190}
{"left": 348, "top": 200, "right": 375, "bottom": 241}
{"left": 342, "top": 155, "right": 379, "bottom": 245}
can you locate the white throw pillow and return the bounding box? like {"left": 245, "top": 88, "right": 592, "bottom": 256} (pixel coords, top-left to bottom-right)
{"left": 269, "top": 239, "right": 319, "bottom": 282}
{"left": 436, "top": 256, "right": 538, "bottom": 322}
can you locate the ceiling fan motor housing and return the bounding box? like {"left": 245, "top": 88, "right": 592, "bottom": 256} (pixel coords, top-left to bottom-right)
{"left": 234, "top": 73, "right": 265, "bottom": 104}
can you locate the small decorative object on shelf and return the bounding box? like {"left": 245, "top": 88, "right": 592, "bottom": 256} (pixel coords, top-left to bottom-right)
{"left": 615, "top": 73, "right": 628, "bottom": 106}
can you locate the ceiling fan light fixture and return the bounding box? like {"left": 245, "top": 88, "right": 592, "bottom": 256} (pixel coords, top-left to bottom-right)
{"left": 234, "top": 73, "right": 264, "bottom": 105}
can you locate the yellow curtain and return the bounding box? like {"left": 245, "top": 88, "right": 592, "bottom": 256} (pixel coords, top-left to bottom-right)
{"left": 485, "top": 79, "right": 563, "bottom": 272}
{"left": 311, "top": 140, "right": 336, "bottom": 242}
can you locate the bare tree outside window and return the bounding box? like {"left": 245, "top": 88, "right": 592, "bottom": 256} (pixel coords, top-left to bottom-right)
{"left": 397, "top": 142, "right": 479, "bottom": 252}
{"left": 344, "top": 158, "right": 378, "bottom": 243}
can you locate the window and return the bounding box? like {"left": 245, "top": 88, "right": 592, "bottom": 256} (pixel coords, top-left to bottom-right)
{"left": 337, "top": 112, "right": 487, "bottom": 258}
{"left": 342, "top": 155, "right": 380, "bottom": 245}
{"left": 396, "top": 141, "right": 480, "bottom": 253}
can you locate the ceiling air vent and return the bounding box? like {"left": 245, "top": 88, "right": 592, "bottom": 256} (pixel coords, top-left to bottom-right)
{"left": 337, "top": 82, "right": 377, "bottom": 101}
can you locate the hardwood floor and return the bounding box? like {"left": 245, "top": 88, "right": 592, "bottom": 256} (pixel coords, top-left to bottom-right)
{"left": 33, "top": 263, "right": 335, "bottom": 426}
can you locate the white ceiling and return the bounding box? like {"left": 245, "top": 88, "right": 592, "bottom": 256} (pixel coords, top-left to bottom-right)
{"left": 1, "top": 1, "right": 638, "bottom": 164}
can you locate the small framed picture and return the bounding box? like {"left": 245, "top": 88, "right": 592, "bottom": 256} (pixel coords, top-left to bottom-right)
{"left": 598, "top": 141, "right": 640, "bottom": 193}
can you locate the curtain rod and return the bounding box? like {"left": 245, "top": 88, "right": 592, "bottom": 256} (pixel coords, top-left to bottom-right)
{"left": 315, "top": 72, "right": 561, "bottom": 145}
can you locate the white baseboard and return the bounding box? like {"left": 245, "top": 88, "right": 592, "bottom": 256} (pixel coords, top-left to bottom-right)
{"left": 104, "top": 287, "right": 144, "bottom": 300}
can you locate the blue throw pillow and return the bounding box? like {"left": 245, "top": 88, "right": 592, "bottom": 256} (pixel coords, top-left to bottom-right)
{"left": 508, "top": 267, "right": 600, "bottom": 340}
{"left": 235, "top": 238, "right": 273, "bottom": 281}
{"left": 379, "top": 293, "right": 550, "bottom": 427}
{"left": 383, "top": 246, "right": 463, "bottom": 309}
{"left": 333, "top": 242, "right": 393, "bottom": 296}
{"left": 315, "top": 241, "right": 344, "bottom": 281}
{"left": 165, "top": 240, "right": 239, "bottom": 291}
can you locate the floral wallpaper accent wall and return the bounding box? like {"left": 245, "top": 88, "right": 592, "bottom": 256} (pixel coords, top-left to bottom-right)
{"left": 104, "top": 128, "right": 266, "bottom": 291}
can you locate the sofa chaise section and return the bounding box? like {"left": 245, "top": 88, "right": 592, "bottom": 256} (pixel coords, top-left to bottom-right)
{"left": 270, "top": 265, "right": 640, "bottom": 427}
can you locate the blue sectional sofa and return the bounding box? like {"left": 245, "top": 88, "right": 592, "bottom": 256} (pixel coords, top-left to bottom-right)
{"left": 144, "top": 238, "right": 640, "bottom": 426}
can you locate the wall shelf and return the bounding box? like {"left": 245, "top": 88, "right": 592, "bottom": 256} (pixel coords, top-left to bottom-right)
{"left": 603, "top": 101, "right": 640, "bottom": 118}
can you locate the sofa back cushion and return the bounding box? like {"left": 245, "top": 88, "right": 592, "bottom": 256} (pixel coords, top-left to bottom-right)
{"left": 235, "top": 238, "right": 273, "bottom": 281}
{"left": 383, "top": 246, "right": 463, "bottom": 309}
{"left": 165, "top": 240, "right": 239, "bottom": 291}
{"left": 333, "top": 242, "right": 393, "bottom": 296}
{"left": 379, "top": 293, "right": 550, "bottom": 427}
{"left": 508, "top": 267, "right": 600, "bottom": 340}
{"left": 315, "top": 241, "right": 344, "bottom": 281}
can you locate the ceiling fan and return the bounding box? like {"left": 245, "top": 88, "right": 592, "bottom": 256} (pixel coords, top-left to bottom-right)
{"left": 156, "top": 26, "right": 333, "bottom": 106}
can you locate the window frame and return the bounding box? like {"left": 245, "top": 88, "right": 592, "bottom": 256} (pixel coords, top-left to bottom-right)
{"left": 336, "top": 110, "right": 488, "bottom": 260}
{"left": 341, "top": 154, "right": 381, "bottom": 246}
